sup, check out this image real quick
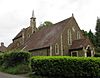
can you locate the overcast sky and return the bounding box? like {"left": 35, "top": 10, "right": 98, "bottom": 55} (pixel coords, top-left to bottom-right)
{"left": 0, "top": 0, "right": 100, "bottom": 46}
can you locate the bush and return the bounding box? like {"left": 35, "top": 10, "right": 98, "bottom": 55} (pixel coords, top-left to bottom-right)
{"left": 2, "top": 51, "right": 31, "bottom": 68}
{"left": 0, "top": 51, "right": 31, "bottom": 74}
{"left": 31, "top": 56, "right": 100, "bottom": 77}
{"left": 0, "top": 54, "right": 3, "bottom": 65}
{"left": 2, "top": 64, "right": 30, "bottom": 74}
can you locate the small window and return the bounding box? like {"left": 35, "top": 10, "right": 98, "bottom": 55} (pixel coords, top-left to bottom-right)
{"left": 55, "top": 43, "right": 59, "bottom": 55}
{"left": 71, "top": 51, "right": 78, "bottom": 56}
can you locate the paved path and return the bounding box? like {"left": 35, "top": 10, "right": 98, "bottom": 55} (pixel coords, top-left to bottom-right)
{"left": 0, "top": 72, "right": 29, "bottom": 78}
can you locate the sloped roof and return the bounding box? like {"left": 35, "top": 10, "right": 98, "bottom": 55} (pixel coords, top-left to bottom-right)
{"left": 70, "top": 38, "right": 93, "bottom": 50}
{"left": 13, "top": 30, "right": 23, "bottom": 40}
{"left": 13, "top": 26, "right": 31, "bottom": 40}
{"left": 25, "top": 17, "right": 72, "bottom": 51}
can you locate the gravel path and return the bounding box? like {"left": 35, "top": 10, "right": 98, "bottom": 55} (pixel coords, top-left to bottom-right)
{"left": 0, "top": 72, "right": 29, "bottom": 78}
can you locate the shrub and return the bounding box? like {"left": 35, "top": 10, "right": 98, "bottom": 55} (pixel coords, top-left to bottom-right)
{"left": 31, "top": 56, "right": 100, "bottom": 77}
{"left": 2, "top": 64, "right": 30, "bottom": 74}
{"left": 2, "top": 51, "right": 31, "bottom": 68}
{"left": 0, "top": 53, "right": 3, "bottom": 65}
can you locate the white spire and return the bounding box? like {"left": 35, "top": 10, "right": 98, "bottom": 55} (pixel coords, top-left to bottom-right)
{"left": 32, "top": 10, "right": 35, "bottom": 17}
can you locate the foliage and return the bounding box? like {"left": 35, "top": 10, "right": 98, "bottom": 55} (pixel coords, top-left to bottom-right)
{"left": 0, "top": 64, "right": 30, "bottom": 74}
{"left": 2, "top": 51, "right": 31, "bottom": 68}
{"left": 95, "top": 17, "right": 100, "bottom": 47}
{"left": 88, "top": 29, "right": 96, "bottom": 46}
{"left": 0, "top": 54, "right": 3, "bottom": 65}
{"left": 95, "top": 47, "right": 100, "bottom": 53}
{"left": 38, "top": 21, "right": 53, "bottom": 30}
{"left": 31, "top": 56, "right": 100, "bottom": 77}
{"left": 81, "top": 30, "right": 88, "bottom": 37}
{"left": 0, "top": 51, "right": 31, "bottom": 74}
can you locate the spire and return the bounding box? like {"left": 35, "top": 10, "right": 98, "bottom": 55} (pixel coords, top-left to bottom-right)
{"left": 32, "top": 10, "right": 35, "bottom": 17}
{"left": 72, "top": 13, "right": 74, "bottom": 17}
{"left": 30, "top": 10, "right": 37, "bottom": 33}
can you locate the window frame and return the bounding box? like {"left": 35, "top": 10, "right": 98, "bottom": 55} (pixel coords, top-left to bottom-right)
{"left": 68, "top": 29, "right": 72, "bottom": 45}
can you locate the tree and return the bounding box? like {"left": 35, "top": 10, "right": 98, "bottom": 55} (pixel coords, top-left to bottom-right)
{"left": 82, "top": 29, "right": 96, "bottom": 46}
{"left": 38, "top": 21, "right": 53, "bottom": 30}
{"left": 88, "top": 29, "right": 96, "bottom": 46}
{"left": 81, "top": 30, "right": 88, "bottom": 37}
{"left": 95, "top": 17, "right": 100, "bottom": 47}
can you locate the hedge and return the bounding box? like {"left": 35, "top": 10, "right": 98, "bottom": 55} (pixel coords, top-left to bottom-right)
{"left": 31, "top": 56, "right": 100, "bottom": 77}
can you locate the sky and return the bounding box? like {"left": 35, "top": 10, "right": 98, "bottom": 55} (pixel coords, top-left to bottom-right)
{"left": 0, "top": 0, "right": 100, "bottom": 46}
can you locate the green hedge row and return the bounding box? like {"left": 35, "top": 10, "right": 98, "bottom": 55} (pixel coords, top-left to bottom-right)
{"left": 31, "top": 56, "right": 100, "bottom": 77}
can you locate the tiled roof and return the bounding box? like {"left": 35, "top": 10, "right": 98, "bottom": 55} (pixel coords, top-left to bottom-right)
{"left": 70, "top": 38, "right": 93, "bottom": 50}
{"left": 24, "top": 17, "right": 72, "bottom": 51}
{"left": 13, "top": 30, "right": 23, "bottom": 40}
{"left": 13, "top": 26, "right": 31, "bottom": 40}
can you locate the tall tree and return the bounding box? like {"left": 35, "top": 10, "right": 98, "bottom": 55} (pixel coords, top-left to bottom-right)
{"left": 95, "top": 17, "right": 100, "bottom": 47}
{"left": 88, "top": 29, "right": 96, "bottom": 46}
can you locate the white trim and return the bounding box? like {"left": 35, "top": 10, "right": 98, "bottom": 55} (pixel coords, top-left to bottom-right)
{"left": 83, "top": 47, "right": 87, "bottom": 57}
{"left": 21, "top": 45, "right": 27, "bottom": 51}
{"left": 55, "top": 43, "right": 59, "bottom": 55}
{"left": 71, "top": 51, "right": 78, "bottom": 56}
{"left": 61, "top": 34, "right": 63, "bottom": 56}
{"left": 50, "top": 46, "right": 52, "bottom": 56}
{"left": 86, "top": 45, "right": 90, "bottom": 49}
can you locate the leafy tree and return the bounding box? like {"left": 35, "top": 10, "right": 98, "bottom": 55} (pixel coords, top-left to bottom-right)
{"left": 81, "top": 30, "right": 88, "bottom": 37}
{"left": 95, "top": 17, "right": 100, "bottom": 47}
{"left": 38, "top": 21, "right": 53, "bottom": 30}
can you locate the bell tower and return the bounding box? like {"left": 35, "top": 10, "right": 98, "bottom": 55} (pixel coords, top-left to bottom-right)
{"left": 30, "top": 10, "right": 37, "bottom": 33}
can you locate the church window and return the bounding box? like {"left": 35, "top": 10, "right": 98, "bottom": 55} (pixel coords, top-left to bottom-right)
{"left": 68, "top": 29, "right": 72, "bottom": 45}
{"left": 55, "top": 43, "right": 59, "bottom": 55}
{"left": 77, "top": 31, "right": 81, "bottom": 39}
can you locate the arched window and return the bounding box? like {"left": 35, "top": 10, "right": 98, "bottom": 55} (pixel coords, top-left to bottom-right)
{"left": 55, "top": 43, "right": 59, "bottom": 55}
{"left": 68, "top": 29, "right": 72, "bottom": 45}
{"left": 77, "top": 31, "right": 80, "bottom": 39}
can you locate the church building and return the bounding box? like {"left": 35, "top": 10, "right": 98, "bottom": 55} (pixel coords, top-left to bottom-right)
{"left": 7, "top": 11, "right": 95, "bottom": 57}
